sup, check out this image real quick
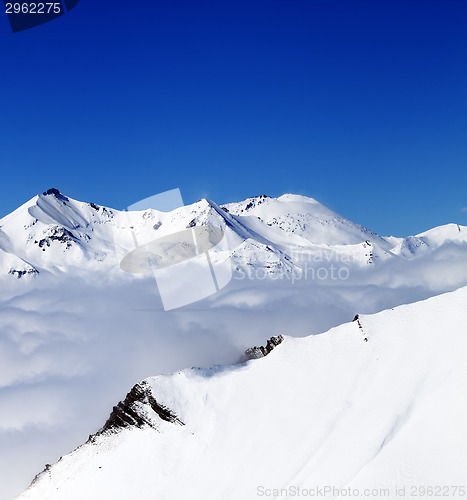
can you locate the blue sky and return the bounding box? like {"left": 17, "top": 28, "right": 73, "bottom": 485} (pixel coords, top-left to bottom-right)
{"left": 0, "top": 0, "right": 466, "bottom": 236}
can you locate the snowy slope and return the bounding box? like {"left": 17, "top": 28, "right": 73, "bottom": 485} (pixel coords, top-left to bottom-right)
{"left": 18, "top": 286, "right": 467, "bottom": 500}
{"left": 223, "top": 193, "right": 390, "bottom": 247}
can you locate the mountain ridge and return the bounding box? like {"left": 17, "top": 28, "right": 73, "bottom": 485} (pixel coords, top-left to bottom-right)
{"left": 1, "top": 188, "right": 466, "bottom": 281}
{"left": 17, "top": 285, "right": 467, "bottom": 500}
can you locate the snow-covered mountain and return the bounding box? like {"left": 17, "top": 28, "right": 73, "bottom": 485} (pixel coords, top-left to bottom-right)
{"left": 1, "top": 189, "right": 467, "bottom": 500}
{"left": 18, "top": 286, "right": 467, "bottom": 500}
{"left": 1, "top": 188, "right": 466, "bottom": 283}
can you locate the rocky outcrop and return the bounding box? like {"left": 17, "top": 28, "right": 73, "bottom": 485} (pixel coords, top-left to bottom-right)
{"left": 34, "top": 226, "right": 76, "bottom": 250}
{"left": 8, "top": 266, "right": 38, "bottom": 278}
{"left": 99, "top": 381, "right": 184, "bottom": 434}
{"left": 353, "top": 314, "right": 368, "bottom": 342}
{"left": 241, "top": 335, "right": 284, "bottom": 361}
{"left": 42, "top": 188, "right": 69, "bottom": 203}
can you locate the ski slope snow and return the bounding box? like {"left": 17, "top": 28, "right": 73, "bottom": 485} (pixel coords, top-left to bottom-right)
{"left": 17, "top": 286, "right": 467, "bottom": 500}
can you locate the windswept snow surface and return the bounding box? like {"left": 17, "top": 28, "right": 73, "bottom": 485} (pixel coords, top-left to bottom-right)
{"left": 18, "top": 287, "right": 467, "bottom": 500}
{"left": 1, "top": 190, "right": 467, "bottom": 499}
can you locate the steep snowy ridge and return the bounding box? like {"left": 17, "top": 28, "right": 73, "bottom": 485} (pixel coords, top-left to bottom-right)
{"left": 18, "top": 286, "right": 467, "bottom": 500}
{"left": 0, "top": 190, "right": 118, "bottom": 275}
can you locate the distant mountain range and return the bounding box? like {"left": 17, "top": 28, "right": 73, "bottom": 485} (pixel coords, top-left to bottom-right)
{"left": 1, "top": 188, "right": 466, "bottom": 282}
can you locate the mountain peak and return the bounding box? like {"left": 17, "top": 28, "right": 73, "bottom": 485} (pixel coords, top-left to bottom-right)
{"left": 42, "top": 188, "right": 61, "bottom": 197}
{"left": 277, "top": 193, "right": 319, "bottom": 203}
{"left": 39, "top": 188, "right": 70, "bottom": 204}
